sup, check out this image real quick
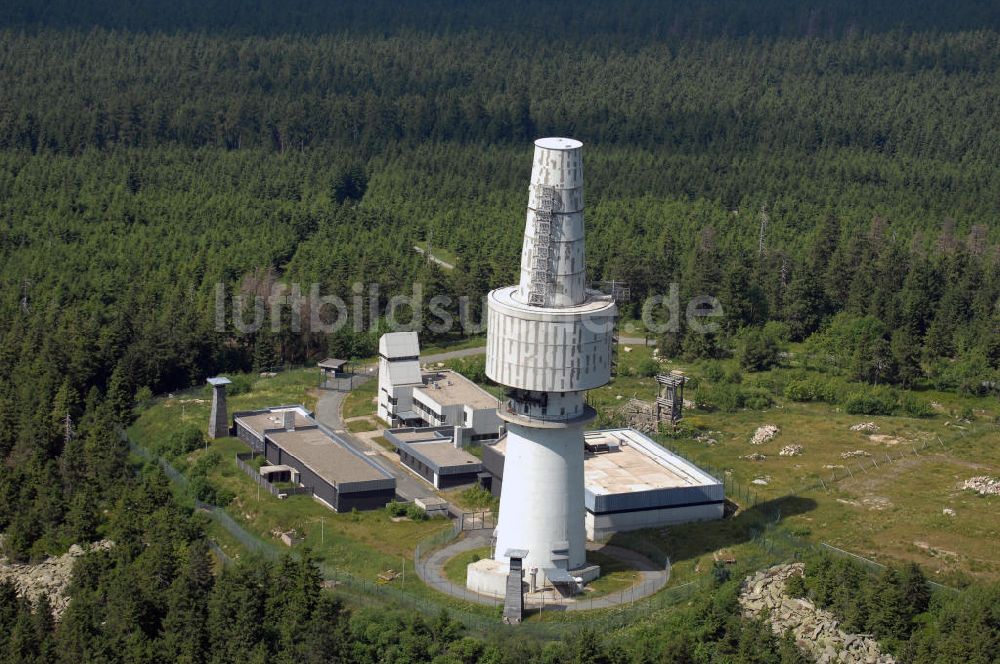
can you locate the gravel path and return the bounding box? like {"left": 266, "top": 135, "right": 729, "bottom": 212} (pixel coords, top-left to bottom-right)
{"left": 416, "top": 532, "right": 670, "bottom": 611}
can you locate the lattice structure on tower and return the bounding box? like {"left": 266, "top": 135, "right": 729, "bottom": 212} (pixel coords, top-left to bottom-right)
{"left": 527, "top": 185, "right": 556, "bottom": 306}
{"left": 592, "top": 280, "right": 631, "bottom": 376}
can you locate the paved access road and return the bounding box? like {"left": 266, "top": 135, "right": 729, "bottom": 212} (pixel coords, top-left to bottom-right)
{"left": 313, "top": 346, "right": 486, "bottom": 501}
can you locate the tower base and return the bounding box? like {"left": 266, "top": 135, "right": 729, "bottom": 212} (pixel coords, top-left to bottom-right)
{"left": 466, "top": 558, "right": 600, "bottom": 597}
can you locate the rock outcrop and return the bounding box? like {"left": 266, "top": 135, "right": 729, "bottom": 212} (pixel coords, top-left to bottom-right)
{"left": 963, "top": 476, "right": 1000, "bottom": 496}
{"left": 0, "top": 540, "right": 114, "bottom": 620}
{"left": 739, "top": 564, "right": 895, "bottom": 664}
{"left": 750, "top": 425, "right": 780, "bottom": 445}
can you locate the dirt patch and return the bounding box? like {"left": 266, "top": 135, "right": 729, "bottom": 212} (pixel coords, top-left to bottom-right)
{"left": 867, "top": 434, "right": 908, "bottom": 446}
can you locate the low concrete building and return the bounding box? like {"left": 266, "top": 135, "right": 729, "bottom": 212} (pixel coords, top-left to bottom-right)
{"left": 234, "top": 405, "right": 396, "bottom": 512}
{"left": 411, "top": 371, "right": 501, "bottom": 444}
{"left": 376, "top": 332, "right": 502, "bottom": 443}
{"left": 481, "top": 428, "right": 723, "bottom": 539}
{"left": 384, "top": 426, "right": 482, "bottom": 489}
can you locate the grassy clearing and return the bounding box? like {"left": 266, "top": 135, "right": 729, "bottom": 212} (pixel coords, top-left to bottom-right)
{"left": 421, "top": 336, "right": 487, "bottom": 356}
{"left": 371, "top": 436, "right": 395, "bottom": 452}
{"left": 413, "top": 240, "right": 458, "bottom": 268}
{"left": 441, "top": 485, "right": 497, "bottom": 512}
{"left": 346, "top": 418, "right": 377, "bottom": 433}
{"left": 130, "top": 367, "right": 320, "bottom": 451}
{"left": 464, "top": 344, "right": 1000, "bottom": 584}
{"left": 444, "top": 546, "right": 491, "bottom": 586}
{"left": 583, "top": 551, "right": 642, "bottom": 597}
{"left": 342, "top": 379, "right": 378, "bottom": 419}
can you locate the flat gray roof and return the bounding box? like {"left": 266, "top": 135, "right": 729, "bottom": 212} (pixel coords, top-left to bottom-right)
{"left": 409, "top": 440, "right": 480, "bottom": 468}
{"left": 584, "top": 429, "right": 719, "bottom": 495}
{"left": 491, "top": 428, "right": 720, "bottom": 495}
{"left": 417, "top": 370, "right": 496, "bottom": 410}
{"left": 268, "top": 428, "right": 388, "bottom": 485}
{"left": 236, "top": 408, "right": 311, "bottom": 438}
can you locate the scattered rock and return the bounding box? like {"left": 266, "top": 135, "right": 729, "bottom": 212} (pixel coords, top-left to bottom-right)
{"left": 738, "top": 563, "right": 896, "bottom": 664}
{"left": 0, "top": 540, "right": 114, "bottom": 620}
{"left": 841, "top": 450, "right": 871, "bottom": 459}
{"left": 696, "top": 434, "right": 718, "bottom": 446}
{"left": 751, "top": 477, "right": 770, "bottom": 485}
{"left": 861, "top": 496, "right": 892, "bottom": 511}
{"left": 779, "top": 444, "right": 803, "bottom": 457}
{"left": 750, "top": 425, "right": 780, "bottom": 446}
{"left": 942, "top": 508, "right": 956, "bottom": 517}
{"left": 850, "top": 422, "right": 879, "bottom": 433}
{"left": 741, "top": 452, "right": 767, "bottom": 461}
{"left": 963, "top": 476, "right": 1000, "bottom": 496}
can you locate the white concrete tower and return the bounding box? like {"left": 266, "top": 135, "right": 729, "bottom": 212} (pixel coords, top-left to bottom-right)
{"left": 485, "top": 137, "right": 617, "bottom": 587}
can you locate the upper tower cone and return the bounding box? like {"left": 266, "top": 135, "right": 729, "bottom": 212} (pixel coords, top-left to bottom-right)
{"left": 517, "top": 137, "right": 587, "bottom": 308}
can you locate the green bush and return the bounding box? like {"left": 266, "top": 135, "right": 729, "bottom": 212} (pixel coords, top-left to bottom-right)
{"left": 635, "top": 357, "right": 660, "bottom": 378}
{"left": 785, "top": 573, "right": 807, "bottom": 598}
{"left": 134, "top": 385, "right": 154, "bottom": 408}
{"left": 385, "top": 500, "right": 408, "bottom": 517}
{"left": 742, "top": 387, "right": 773, "bottom": 410}
{"left": 738, "top": 327, "right": 781, "bottom": 372}
{"left": 226, "top": 374, "right": 254, "bottom": 396}
{"left": 405, "top": 503, "right": 429, "bottom": 521}
{"left": 711, "top": 383, "right": 745, "bottom": 412}
{"left": 899, "top": 393, "right": 933, "bottom": 418}
{"left": 784, "top": 378, "right": 818, "bottom": 402}
{"left": 845, "top": 387, "right": 897, "bottom": 415}
{"left": 161, "top": 425, "right": 204, "bottom": 457}
{"left": 702, "top": 361, "right": 726, "bottom": 383}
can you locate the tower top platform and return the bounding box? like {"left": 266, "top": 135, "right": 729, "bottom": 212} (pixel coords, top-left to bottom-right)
{"left": 534, "top": 137, "right": 582, "bottom": 150}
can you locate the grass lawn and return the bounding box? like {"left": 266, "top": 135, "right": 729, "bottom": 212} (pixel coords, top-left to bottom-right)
{"left": 463, "top": 344, "right": 1000, "bottom": 585}
{"left": 129, "top": 367, "right": 321, "bottom": 452}
{"left": 444, "top": 546, "right": 491, "bottom": 586}
{"left": 371, "top": 436, "right": 395, "bottom": 452}
{"left": 347, "top": 418, "right": 377, "bottom": 433}
{"left": 342, "top": 379, "right": 378, "bottom": 419}
{"left": 583, "top": 551, "right": 642, "bottom": 597}
{"left": 413, "top": 240, "right": 459, "bottom": 268}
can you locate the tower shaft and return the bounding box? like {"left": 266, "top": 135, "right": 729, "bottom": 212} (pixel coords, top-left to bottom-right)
{"left": 485, "top": 138, "right": 616, "bottom": 582}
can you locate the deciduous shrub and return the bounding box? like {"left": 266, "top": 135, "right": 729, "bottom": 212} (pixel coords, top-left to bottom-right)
{"left": 844, "top": 388, "right": 897, "bottom": 415}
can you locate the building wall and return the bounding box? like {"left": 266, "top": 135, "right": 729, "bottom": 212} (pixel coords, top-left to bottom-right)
{"left": 396, "top": 445, "right": 479, "bottom": 490}
{"left": 262, "top": 438, "right": 393, "bottom": 512}
{"left": 437, "top": 471, "right": 480, "bottom": 490}
{"left": 481, "top": 444, "right": 505, "bottom": 497}
{"left": 586, "top": 502, "right": 724, "bottom": 540}
{"left": 465, "top": 406, "right": 502, "bottom": 439}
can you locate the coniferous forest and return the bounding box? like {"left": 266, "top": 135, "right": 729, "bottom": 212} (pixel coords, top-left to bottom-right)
{"left": 0, "top": 1, "right": 999, "bottom": 662}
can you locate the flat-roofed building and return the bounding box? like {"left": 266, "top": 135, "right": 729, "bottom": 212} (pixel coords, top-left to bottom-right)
{"left": 411, "top": 371, "right": 502, "bottom": 444}
{"left": 234, "top": 405, "right": 396, "bottom": 512}
{"left": 384, "top": 426, "right": 483, "bottom": 489}
{"left": 480, "top": 428, "right": 723, "bottom": 539}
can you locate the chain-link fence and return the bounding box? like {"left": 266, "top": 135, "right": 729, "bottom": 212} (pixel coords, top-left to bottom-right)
{"left": 125, "top": 420, "right": 976, "bottom": 636}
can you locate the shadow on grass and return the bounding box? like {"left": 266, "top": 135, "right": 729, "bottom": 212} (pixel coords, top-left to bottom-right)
{"left": 606, "top": 494, "right": 818, "bottom": 568}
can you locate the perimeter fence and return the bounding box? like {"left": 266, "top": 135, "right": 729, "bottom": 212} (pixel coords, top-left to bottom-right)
{"left": 123, "top": 417, "right": 983, "bottom": 637}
